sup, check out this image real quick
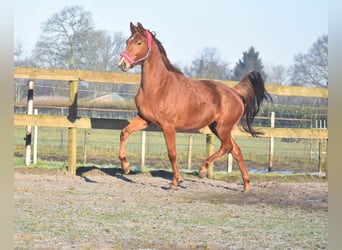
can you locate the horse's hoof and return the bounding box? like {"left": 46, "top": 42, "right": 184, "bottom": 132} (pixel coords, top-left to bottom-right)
{"left": 198, "top": 171, "right": 207, "bottom": 178}
{"left": 243, "top": 186, "right": 251, "bottom": 193}
{"left": 122, "top": 165, "right": 131, "bottom": 175}
{"left": 167, "top": 184, "right": 178, "bottom": 191}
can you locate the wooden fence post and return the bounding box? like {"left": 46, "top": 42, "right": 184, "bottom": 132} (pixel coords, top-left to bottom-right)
{"left": 33, "top": 109, "right": 38, "bottom": 164}
{"left": 141, "top": 131, "right": 146, "bottom": 170}
{"left": 83, "top": 130, "right": 89, "bottom": 164}
{"left": 268, "top": 111, "right": 275, "bottom": 172}
{"left": 227, "top": 153, "right": 233, "bottom": 173}
{"left": 187, "top": 135, "right": 193, "bottom": 170}
{"left": 206, "top": 134, "right": 214, "bottom": 178}
{"left": 68, "top": 80, "right": 78, "bottom": 175}
{"left": 318, "top": 141, "right": 323, "bottom": 174}
{"left": 25, "top": 80, "right": 34, "bottom": 166}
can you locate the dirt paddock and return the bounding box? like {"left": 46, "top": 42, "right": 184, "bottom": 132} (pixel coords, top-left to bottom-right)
{"left": 14, "top": 167, "right": 328, "bottom": 249}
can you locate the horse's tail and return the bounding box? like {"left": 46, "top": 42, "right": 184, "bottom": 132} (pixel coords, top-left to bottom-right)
{"left": 233, "top": 71, "right": 272, "bottom": 137}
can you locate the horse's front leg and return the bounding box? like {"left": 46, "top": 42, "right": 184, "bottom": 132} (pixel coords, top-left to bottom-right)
{"left": 119, "top": 115, "right": 148, "bottom": 174}
{"left": 162, "top": 126, "right": 182, "bottom": 189}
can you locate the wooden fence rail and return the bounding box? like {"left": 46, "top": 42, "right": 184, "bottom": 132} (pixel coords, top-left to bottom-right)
{"left": 14, "top": 67, "right": 328, "bottom": 175}
{"left": 14, "top": 67, "right": 328, "bottom": 97}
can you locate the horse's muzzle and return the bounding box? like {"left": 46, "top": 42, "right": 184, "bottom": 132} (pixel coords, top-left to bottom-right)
{"left": 119, "top": 61, "right": 127, "bottom": 72}
{"left": 118, "top": 57, "right": 129, "bottom": 72}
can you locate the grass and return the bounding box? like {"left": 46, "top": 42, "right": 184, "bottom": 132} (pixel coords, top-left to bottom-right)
{"left": 213, "top": 170, "right": 326, "bottom": 183}
{"left": 14, "top": 126, "right": 327, "bottom": 174}
{"left": 14, "top": 157, "right": 65, "bottom": 169}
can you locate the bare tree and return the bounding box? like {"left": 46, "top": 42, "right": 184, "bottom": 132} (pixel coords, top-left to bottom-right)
{"left": 14, "top": 39, "right": 25, "bottom": 62}
{"left": 90, "top": 30, "right": 126, "bottom": 72}
{"left": 264, "top": 63, "right": 287, "bottom": 84}
{"left": 288, "top": 35, "right": 328, "bottom": 87}
{"left": 184, "top": 47, "right": 231, "bottom": 80}
{"left": 14, "top": 39, "right": 37, "bottom": 67}
{"left": 33, "top": 5, "right": 96, "bottom": 69}
{"left": 32, "top": 5, "right": 126, "bottom": 72}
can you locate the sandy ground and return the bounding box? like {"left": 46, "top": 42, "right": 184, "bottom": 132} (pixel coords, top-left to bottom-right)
{"left": 14, "top": 167, "right": 328, "bottom": 249}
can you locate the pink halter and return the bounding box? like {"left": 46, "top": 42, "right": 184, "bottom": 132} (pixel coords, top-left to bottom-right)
{"left": 120, "top": 30, "right": 153, "bottom": 66}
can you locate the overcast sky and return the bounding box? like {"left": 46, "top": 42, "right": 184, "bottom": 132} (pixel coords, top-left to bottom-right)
{"left": 14, "top": 0, "right": 328, "bottom": 68}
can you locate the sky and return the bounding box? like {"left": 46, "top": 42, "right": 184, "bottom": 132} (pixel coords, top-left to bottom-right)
{"left": 14, "top": 0, "right": 328, "bottom": 68}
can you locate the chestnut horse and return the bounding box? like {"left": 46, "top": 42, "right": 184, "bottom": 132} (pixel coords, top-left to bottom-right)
{"left": 118, "top": 22, "right": 271, "bottom": 191}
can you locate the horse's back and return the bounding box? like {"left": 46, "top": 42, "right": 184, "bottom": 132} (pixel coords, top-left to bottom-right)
{"left": 198, "top": 79, "right": 244, "bottom": 109}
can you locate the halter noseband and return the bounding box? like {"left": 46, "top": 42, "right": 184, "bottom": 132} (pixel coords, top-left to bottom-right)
{"left": 120, "top": 30, "right": 153, "bottom": 66}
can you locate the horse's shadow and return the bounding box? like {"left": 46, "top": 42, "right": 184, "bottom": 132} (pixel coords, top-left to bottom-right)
{"left": 76, "top": 165, "right": 138, "bottom": 184}
{"left": 149, "top": 169, "right": 173, "bottom": 180}
{"left": 76, "top": 166, "right": 175, "bottom": 184}
{"left": 75, "top": 166, "right": 239, "bottom": 192}
{"left": 76, "top": 166, "right": 190, "bottom": 189}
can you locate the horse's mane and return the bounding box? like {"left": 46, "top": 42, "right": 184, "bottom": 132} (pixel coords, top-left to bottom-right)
{"left": 150, "top": 32, "right": 184, "bottom": 75}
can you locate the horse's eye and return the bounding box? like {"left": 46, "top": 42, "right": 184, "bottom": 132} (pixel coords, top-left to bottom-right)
{"left": 137, "top": 41, "right": 142, "bottom": 46}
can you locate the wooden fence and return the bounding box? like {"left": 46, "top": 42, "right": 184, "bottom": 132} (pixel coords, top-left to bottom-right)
{"left": 14, "top": 67, "right": 328, "bottom": 176}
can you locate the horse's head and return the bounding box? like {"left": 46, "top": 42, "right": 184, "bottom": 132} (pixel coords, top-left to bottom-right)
{"left": 118, "top": 22, "right": 153, "bottom": 72}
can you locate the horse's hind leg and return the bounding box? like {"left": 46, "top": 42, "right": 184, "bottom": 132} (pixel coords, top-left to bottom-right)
{"left": 119, "top": 115, "right": 148, "bottom": 174}
{"left": 230, "top": 137, "right": 251, "bottom": 192}
{"left": 198, "top": 123, "right": 232, "bottom": 178}
{"left": 198, "top": 146, "right": 229, "bottom": 177}
{"left": 198, "top": 135, "right": 251, "bottom": 192}
{"left": 198, "top": 121, "right": 250, "bottom": 192}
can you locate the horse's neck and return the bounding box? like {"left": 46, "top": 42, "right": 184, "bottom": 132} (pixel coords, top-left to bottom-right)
{"left": 140, "top": 49, "right": 172, "bottom": 93}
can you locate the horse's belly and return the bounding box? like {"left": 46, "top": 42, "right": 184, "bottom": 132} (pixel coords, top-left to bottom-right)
{"left": 175, "top": 108, "right": 215, "bottom": 131}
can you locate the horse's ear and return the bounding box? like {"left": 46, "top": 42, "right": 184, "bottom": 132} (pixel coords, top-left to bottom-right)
{"left": 130, "top": 22, "right": 136, "bottom": 34}
{"left": 137, "top": 22, "right": 146, "bottom": 33}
